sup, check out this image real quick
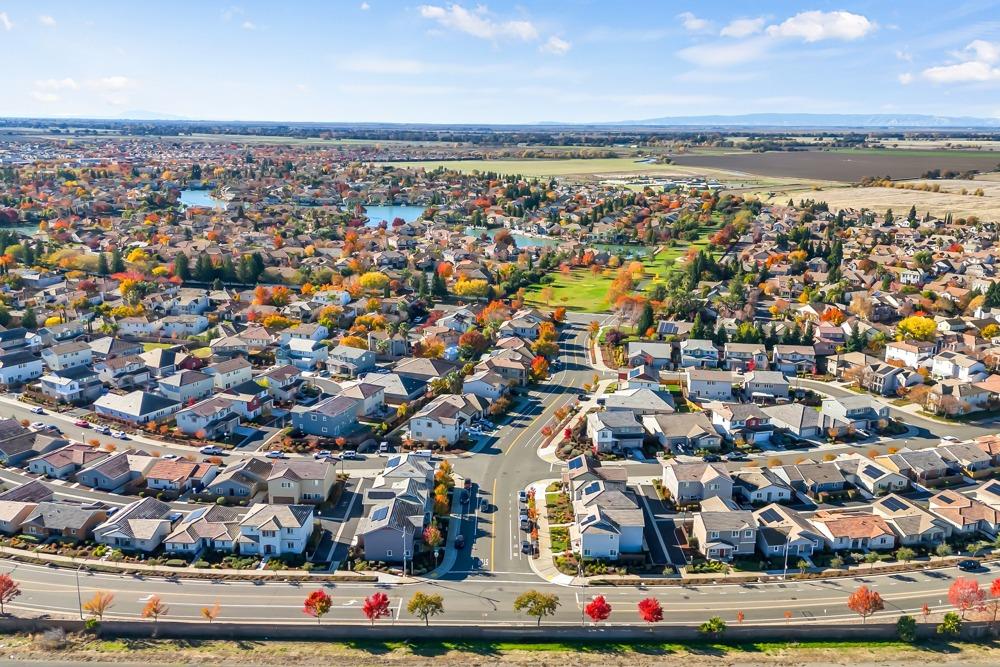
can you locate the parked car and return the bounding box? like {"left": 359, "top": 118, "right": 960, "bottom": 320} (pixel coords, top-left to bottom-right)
{"left": 702, "top": 454, "right": 721, "bottom": 463}
{"left": 162, "top": 454, "right": 179, "bottom": 460}
{"left": 725, "top": 452, "right": 749, "bottom": 462}
{"left": 521, "top": 540, "right": 532, "bottom": 554}
{"left": 73, "top": 419, "right": 91, "bottom": 428}
{"left": 111, "top": 430, "right": 128, "bottom": 440}
{"left": 378, "top": 442, "right": 391, "bottom": 455}
{"left": 29, "top": 406, "right": 45, "bottom": 415}
{"left": 940, "top": 435, "right": 960, "bottom": 444}
{"left": 454, "top": 534, "right": 466, "bottom": 550}
{"left": 199, "top": 446, "right": 224, "bottom": 456}
{"left": 265, "top": 451, "right": 287, "bottom": 459}
{"left": 342, "top": 450, "right": 359, "bottom": 460}
{"left": 518, "top": 490, "right": 528, "bottom": 503}
{"left": 29, "top": 421, "right": 46, "bottom": 430}
{"left": 314, "top": 450, "right": 332, "bottom": 460}
{"left": 94, "top": 425, "right": 111, "bottom": 435}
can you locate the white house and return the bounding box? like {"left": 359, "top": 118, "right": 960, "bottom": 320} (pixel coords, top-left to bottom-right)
{"left": 0, "top": 351, "right": 43, "bottom": 386}
{"left": 235, "top": 503, "right": 314, "bottom": 556}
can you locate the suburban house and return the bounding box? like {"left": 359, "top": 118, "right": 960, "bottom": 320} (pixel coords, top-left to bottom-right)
{"left": 93, "top": 390, "right": 180, "bottom": 426}
{"left": 76, "top": 450, "right": 158, "bottom": 492}
{"left": 408, "top": 393, "right": 487, "bottom": 445}
{"left": 175, "top": 396, "right": 242, "bottom": 439}
{"left": 26, "top": 442, "right": 107, "bottom": 479}
{"left": 360, "top": 453, "right": 435, "bottom": 563}
{"left": 753, "top": 504, "right": 823, "bottom": 558}
{"left": 685, "top": 369, "right": 734, "bottom": 401}
{"left": 820, "top": 396, "right": 889, "bottom": 433}
{"left": 93, "top": 497, "right": 176, "bottom": 552}
{"left": 642, "top": 412, "right": 723, "bottom": 452}
{"left": 0, "top": 350, "right": 44, "bottom": 387}
{"left": 164, "top": 505, "right": 247, "bottom": 554}
{"left": 21, "top": 501, "right": 108, "bottom": 542}
{"left": 234, "top": 503, "right": 315, "bottom": 556}
{"left": 40, "top": 341, "right": 92, "bottom": 371}
{"left": 586, "top": 411, "right": 645, "bottom": 454}
{"left": 834, "top": 453, "right": 909, "bottom": 496}
{"left": 733, "top": 469, "right": 794, "bottom": 505}
{"left": 206, "top": 458, "right": 272, "bottom": 499}
{"left": 885, "top": 340, "right": 935, "bottom": 369}
{"left": 267, "top": 460, "right": 337, "bottom": 504}
{"left": 723, "top": 342, "right": 768, "bottom": 372}
{"left": 762, "top": 403, "right": 822, "bottom": 438}
{"left": 205, "top": 357, "right": 253, "bottom": 390}
{"left": 871, "top": 494, "right": 951, "bottom": 546}
{"left": 772, "top": 344, "right": 816, "bottom": 375}
{"left": 326, "top": 345, "right": 376, "bottom": 377}
{"left": 145, "top": 459, "right": 219, "bottom": 494}
{"left": 626, "top": 342, "right": 673, "bottom": 370}
{"left": 661, "top": 461, "right": 733, "bottom": 504}
{"left": 692, "top": 496, "right": 757, "bottom": 561}
{"left": 291, "top": 393, "right": 363, "bottom": 437}
{"left": 679, "top": 339, "right": 719, "bottom": 369}
{"left": 571, "top": 478, "right": 644, "bottom": 561}
{"left": 158, "top": 370, "right": 215, "bottom": 404}
{"left": 741, "top": 370, "right": 790, "bottom": 400}
{"left": 928, "top": 489, "right": 1000, "bottom": 537}
{"left": 709, "top": 403, "right": 774, "bottom": 444}
{"left": 598, "top": 387, "right": 675, "bottom": 415}
{"left": 809, "top": 509, "right": 896, "bottom": 551}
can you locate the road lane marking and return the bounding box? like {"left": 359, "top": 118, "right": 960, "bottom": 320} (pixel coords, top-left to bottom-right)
{"left": 489, "top": 478, "right": 497, "bottom": 572}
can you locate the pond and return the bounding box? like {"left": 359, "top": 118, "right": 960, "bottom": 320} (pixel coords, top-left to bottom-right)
{"left": 362, "top": 204, "right": 426, "bottom": 227}
{"left": 463, "top": 226, "right": 648, "bottom": 257}
{"left": 179, "top": 189, "right": 225, "bottom": 209}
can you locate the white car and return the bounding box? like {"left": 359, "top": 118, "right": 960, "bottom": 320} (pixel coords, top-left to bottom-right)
{"left": 29, "top": 421, "right": 46, "bottom": 430}
{"left": 940, "top": 435, "right": 960, "bottom": 443}
{"left": 29, "top": 406, "right": 45, "bottom": 415}
{"left": 265, "top": 450, "right": 287, "bottom": 459}
{"left": 94, "top": 425, "right": 111, "bottom": 435}
{"left": 111, "top": 430, "right": 129, "bottom": 440}
{"left": 199, "top": 446, "right": 224, "bottom": 456}
{"left": 162, "top": 454, "right": 179, "bottom": 460}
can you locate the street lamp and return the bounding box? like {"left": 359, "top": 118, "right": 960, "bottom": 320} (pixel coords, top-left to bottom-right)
{"left": 782, "top": 533, "right": 791, "bottom": 580}
{"left": 75, "top": 563, "right": 84, "bottom": 620}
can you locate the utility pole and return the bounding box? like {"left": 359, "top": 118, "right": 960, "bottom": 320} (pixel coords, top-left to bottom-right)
{"left": 76, "top": 563, "right": 84, "bottom": 620}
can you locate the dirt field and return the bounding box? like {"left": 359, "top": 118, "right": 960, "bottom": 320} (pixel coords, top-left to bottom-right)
{"left": 671, "top": 150, "right": 1000, "bottom": 182}
{"left": 742, "top": 175, "right": 1000, "bottom": 220}
{"left": 381, "top": 158, "right": 745, "bottom": 179}
{"left": 6, "top": 636, "right": 1000, "bottom": 667}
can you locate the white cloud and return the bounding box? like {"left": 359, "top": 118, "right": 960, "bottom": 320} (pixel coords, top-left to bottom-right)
{"left": 678, "top": 11, "right": 711, "bottom": 33}
{"left": 898, "top": 72, "right": 914, "bottom": 85}
{"left": 720, "top": 17, "right": 764, "bottom": 38}
{"left": 30, "top": 91, "right": 59, "bottom": 103}
{"left": 766, "top": 11, "right": 875, "bottom": 42}
{"left": 35, "top": 78, "right": 79, "bottom": 91}
{"left": 966, "top": 39, "right": 1000, "bottom": 64}
{"left": 241, "top": 20, "right": 256, "bottom": 30}
{"left": 360, "top": 2, "right": 370, "bottom": 9}
{"left": 677, "top": 37, "right": 770, "bottom": 67}
{"left": 540, "top": 36, "right": 571, "bottom": 55}
{"left": 0, "top": 12, "right": 12, "bottom": 31}
{"left": 418, "top": 4, "right": 538, "bottom": 41}
{"left": 918, "top": 40, "right": 1000, "bottom": 84}
{"left": 923, "top": 60, "right": 1000, "bottom": 83}
{"left": 38, "top": 15, "right": 56, "bottom": 27}
{"left": 895, "top": 49, "right": 912, "bottom": 62}
{"left": 89, "top": 76, "right": 133, "bottom": 91}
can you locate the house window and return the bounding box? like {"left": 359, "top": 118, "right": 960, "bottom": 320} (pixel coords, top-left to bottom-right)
{"left": 386, "top": 550, "right": 392, "bottom": 557}
{"left": 709, "top": 531, "right": 719, "bottom": 539}
{"left": 583, "top": 549, "right": 591, "bottom": 556}
{"left": 744, "top": 530, "right": 753, "bottom": 538}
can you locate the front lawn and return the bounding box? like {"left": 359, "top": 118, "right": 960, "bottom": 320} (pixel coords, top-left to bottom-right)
{"left": 549, "top": 526, "right": 570, "bottom": 553}
{"left": 545, "top": 491, "right": 573, "bottom": 524}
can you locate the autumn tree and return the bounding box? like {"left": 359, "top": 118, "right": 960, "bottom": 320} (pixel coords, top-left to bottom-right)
{"left": 530, "top": 355, "right": 550, "bottom": 381}
{"left": 407, "top": 591, "right": 444, "bottom": 626}
{"left": 637, "top": 597, "right": 663, "bottom": 624}
{"left": 83, "top": 591, "right": 115, "bottom": 621}
{"left": 0, "top": 574, "right": 20, "bottom": 614}
{"left": 358, "top": 271, "right": 390, "bottom": 292}
{"left": 584, "top": 595, "right": 612, "bottom": 623}
{"left": 362, "top": 591, "right": 392, "bottom": 626}
{"left": 513, "top": 590, "right": 560, "bottom": 626}
{"left": 846, "top": 585, "right": 884, "bottom": 624}
{"left": 200, "top": 600, "right": 221, "bottom": 623}
{"left": 948, "top": 577, "right": 985, "bottom": 619}
{"left": 897, "top": 315, "right": 937, "bottom": 341}
{"left": 141, "top": 594, "right": 169, "bottom": 630}
{"left": 302, "top": 589, "right": 332, "bottom": 624}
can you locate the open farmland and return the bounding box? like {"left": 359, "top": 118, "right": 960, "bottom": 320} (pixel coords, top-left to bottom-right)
{"left": 743, "top": 174, "right": 1000, "bottom": 220}
{"left": 381, "top": 158, "right": 742, "bottom": 179}
{"left": 670, "top": 149, "right": 1000, "bottom": 182}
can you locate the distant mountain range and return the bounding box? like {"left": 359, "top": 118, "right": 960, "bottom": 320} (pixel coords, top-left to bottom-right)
{"left": 605, "top": 113, "right": 1000, "bottom": 129}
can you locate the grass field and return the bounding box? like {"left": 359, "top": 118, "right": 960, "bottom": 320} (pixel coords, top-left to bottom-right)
{"left": 524, "top": 221, "right": 722, "bottom": 312}
{"left": 381, "top": 158, "right": 739, "bottom": 179}
{"left": 742, "top": 174, "right": 1000, "bottom": 220}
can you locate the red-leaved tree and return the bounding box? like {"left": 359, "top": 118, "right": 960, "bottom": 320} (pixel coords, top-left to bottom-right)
{"left": 585, "top": 595, "right": 612, "bottom": 623}
{"left": 949, "top": 577, "right": 985, "bottom": 619}
{"left": 846, "top": 585, "right": 884, "bottom": 624}
{"left": 362, "top": 592, "right": 392, "bottom": 626}
{"left": 0, "top": 574, "right": 20, "bottom": 615}
{"left": 637, "top": 597, "right": 663, "bottom": 624}
{"left": 303, "top": 590, "right": 332, "bottom": 624}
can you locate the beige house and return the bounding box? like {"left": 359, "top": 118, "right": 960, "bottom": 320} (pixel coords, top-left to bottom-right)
{"left": 267, "top": 460, "right": 337, "bottom": 504}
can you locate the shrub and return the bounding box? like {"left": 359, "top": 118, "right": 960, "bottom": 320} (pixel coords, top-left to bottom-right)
{"left": 937, "top": 611, "right": 961, "bottom": 637}
{"left": 897, "top": 615, "right": 917, "bottom": 642}
{"left": 165, "top": 559, "right": 187, "bottom": 567}
{"left": 192, "top": 560, "right": 210, "bottom": 569}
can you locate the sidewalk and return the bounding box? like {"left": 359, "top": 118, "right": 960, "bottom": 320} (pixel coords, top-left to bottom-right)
{"left": 524, "top": 480, "right": 574, "bottom": 585}
{"left": 424, "top": 486, "right": 464, "bottom": 578}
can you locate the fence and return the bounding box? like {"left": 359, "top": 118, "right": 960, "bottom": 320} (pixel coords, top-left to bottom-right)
{"left": 3, "top": 618, "right": 992, "bottom": 642}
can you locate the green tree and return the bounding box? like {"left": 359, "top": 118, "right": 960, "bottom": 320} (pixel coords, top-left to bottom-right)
{"left": 937, "top": 611, "right": 962, "bottom": 637}
{"left": 174, "top": 253, "right": 191, "bottom": 281}
{"left": 20, "top": 306, "right": 37, "bottom": 330}
{"left": 895, "top": 547, "right": 916, "bottom": 563}
{"left": 407, "top": 592, "right": 444, "bottom": 626}
{"left": 699, "top": 616, "right": 726, "bottom": 638}
{"left": 513, "top": 590, "right": 560, "bottom": 626}
{"left": 897, "top": 614, "right": 917, "bottom": 642}
{"left": 636, "top": 302, "right": 653, "bottom": 337}
{"left": 97, "top": 252, "right": 109, "bottom": 276}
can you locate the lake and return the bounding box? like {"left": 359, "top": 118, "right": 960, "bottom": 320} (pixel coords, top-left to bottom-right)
{"left": 464, "top": 226, "right": 647, "bottom": 257}
{"left": 179, "top": 189, "right": 224, "bottom": 209}
{"left": 362, "top": 204, "right": 426, "bottom": 227}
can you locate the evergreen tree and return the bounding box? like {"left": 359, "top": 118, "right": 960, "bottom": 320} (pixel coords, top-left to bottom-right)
{"left": 432, "top": 271, "right": 448, "bottom": 298}
{"left": 111, "top": 248, "right": 125, "bottom": 273}
{"left": 21, "top": 306, "right": 37, "bottom": 329}
{"left": 174, "top": 253, "right": 191, "bottom": 281}
{"left": 636, "top": 303, "right": 654, "bottom": 337}
{"left": 690, "top": 312, "right": 707, "bottom": 340}
{"left": 713, "top": 324, "right": 728, "bottom": 346}
{"left": 97, "top": 252, "right": 109, "bottom": 276}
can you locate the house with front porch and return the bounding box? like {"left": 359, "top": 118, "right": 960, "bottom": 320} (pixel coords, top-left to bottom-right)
{"left": 586, "top": 411, "right": 645, "bottom": 454}
{"left": 723, "top": 343, "right": 768, "bottom": 372}
{"left": 235, "top": 503, "right": 315, "bottom": 556}
{"left": 772, "top": 344, "right": 816, "bottom": 375}
{"left": 680, "top": 339, "right": 719, "bottom": 369}
{"left": 809, "top": 509, "right": 896, "bottom": 551}
{"left": 692, "top": 496, "right": 757, "bottom": 561}
{"left": 753, "top": 504, "right": 823, "bottom": 558}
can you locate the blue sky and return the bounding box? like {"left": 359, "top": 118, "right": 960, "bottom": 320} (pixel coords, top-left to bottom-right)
{"left": 1, "top": 1, "right": 999, "bottom": 123}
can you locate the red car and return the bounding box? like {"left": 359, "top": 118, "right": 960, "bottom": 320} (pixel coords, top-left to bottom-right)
{"left": 73, "top": 419, "right": 91, "bottom": 428}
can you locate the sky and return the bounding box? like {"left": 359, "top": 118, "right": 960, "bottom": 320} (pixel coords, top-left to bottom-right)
{"left": 1, "top": 1, "right": 999, "bottom": 124}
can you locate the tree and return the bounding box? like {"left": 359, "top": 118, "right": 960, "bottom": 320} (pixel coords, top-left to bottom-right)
{"left": 636, "top": 302, "right": 654, "bottom": 338}
{"left": 948, "top": 577, "right": 985, "bottom": 619}
{"left": 83, "top": 591, "right": 115, "bottom": 621}
{"left": 988, "top": 578, "right": 1000, "bottom": 628}
{"left": 897, "top": 614, "right": 917, "bottom": 642}
{"left": 302, "top": 589, "right": 332, "bottom": 624}
{"left": 846, "top": 585, "right": 884, "bottom": 624}
{"left": 200, "top": 600, "right": 221, "bottom": 623}
{"left": 530, "top": 355, "right": 550, "bottom": 381}
{"left": 358, "top": 271, "right": 390, "bottom": 291}
{"left": 513, "top": 590, "right": 561, "bottom": 626}
{"left": 20, "top": 306, "right": 36, "bottom": 330}
{"left": 0, "top": 574, "right": 20, "bottom": 614}
{"left": 895, "top": 547, "right": 916, "bottom": 563}
{"left": 141, "top": 594, "right": 169, "bottom": 629}
{"left": 423, "top": 525, "right": 443, "bottom": 563}
{"left": 408, "top": 591, "right": 444, "bottom": 626}
{"left": 637, "top": 597, "right": 663, "bottom": 624}
{"left": 699, "top": 616, "right": 727, "bottom": 639}
{"left": 584, "top": 595, "right": 612, "bottom": 623}
{"left": 362, "top": 592, "right": 392, "bottom": 626}
{"left": 937, "top": 611, "right": 962, "bottom": 637}
{"left": 896, "top": 316, "right": 937, "bottom": 342}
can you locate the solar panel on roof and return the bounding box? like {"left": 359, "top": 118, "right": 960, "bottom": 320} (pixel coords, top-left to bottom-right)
{"left": 862, "top": 465, "right": 885, "bottom": 480}
{"left": 759, "top": 508, "right": 782, "bottom": 524}
{"left": 880, "top": 496, "right": 908, "bottom": 512}
{"left": 988, "top": 482, "right": 1000, "bottom": 495}
{"left": 386, "top": 456, "right": 400, "bottom": 468}
{"left": 568, "top": 458, "right": 583, "bottom": 470}
{"left": 937, "top": 495, "right": 955, "bottom": 504}
{"left": 585, "top": 481, "right": 599, "bottom": 494}
{"left": 372, "top": 506, "right": 389, "bottom": 521}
